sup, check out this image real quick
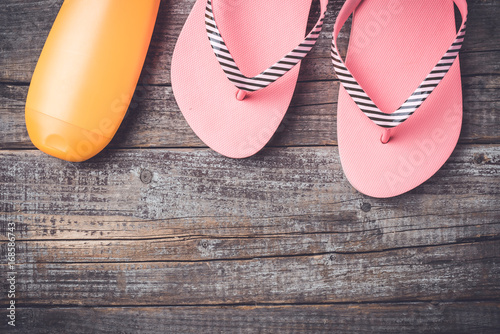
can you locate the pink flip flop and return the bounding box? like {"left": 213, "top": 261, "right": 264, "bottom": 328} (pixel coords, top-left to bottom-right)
{"left": 331, "top": 0, "right": 468, "bottom": 198}
{"left": 171, "top": 0, "right": 328, "bottom": 158}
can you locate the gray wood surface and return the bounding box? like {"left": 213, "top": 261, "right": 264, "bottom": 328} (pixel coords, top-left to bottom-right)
{"left": 4, "top": 303, "right": 500, "bottom": 334}
{"left": 0, "top": 0, "right": 499, "bottom": 333}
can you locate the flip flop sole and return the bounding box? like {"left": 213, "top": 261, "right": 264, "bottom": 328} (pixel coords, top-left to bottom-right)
{"left": 337, "top": 0, "right": 463, "bottom": 197}
{"left": 172, "top": 0, "right": 313, "bottom": 158}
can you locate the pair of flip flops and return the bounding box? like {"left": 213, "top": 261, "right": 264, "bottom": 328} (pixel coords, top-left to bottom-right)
{"left": 171, "top": 0, "right": 468, "bottom": 198}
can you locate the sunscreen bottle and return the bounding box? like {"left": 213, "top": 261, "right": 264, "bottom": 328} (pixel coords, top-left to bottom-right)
{"left": 25, "top": 0, "right": 161, "bottom": 162}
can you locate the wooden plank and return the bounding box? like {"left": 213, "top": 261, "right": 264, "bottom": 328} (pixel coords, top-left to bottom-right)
{"left": 7, "top": 213, "right": 500, "bottom": 263}
{"left": 1, "top": 72, "right": 498, "bottom": 149}
{"left": 0, "top": 240, "right": 498, "bottom": 306}
{"left": 0, "top": 146, "right": 498, "bottom": 305}
{"left": 0, "top": 0, "right": 498, "bottom": 84}
{"left": 1, "top": 303, "right": 499, "bottom": 333}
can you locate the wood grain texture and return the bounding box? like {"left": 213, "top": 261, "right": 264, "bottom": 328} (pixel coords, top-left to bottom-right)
{"left": 1, "top": 0, "right": 499, "bottom": 332}
{"left": 0, "top": 145, "right": 498, "bottom": 263}
{"left": 0, "top": 0, "right": 498, "bottom": 84}
{"left": 0, "top": 146, "right": 499, "bottom": 307}
{"left": 1, "top": 303, "right": 499, "bottom": 334}
{"left": 0, "top": 240, "right": 498, "bottom": 306}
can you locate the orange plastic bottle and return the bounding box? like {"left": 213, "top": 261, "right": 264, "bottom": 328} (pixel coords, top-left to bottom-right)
{"left": 25, "top": 0, "right": 160, "bottom": 162}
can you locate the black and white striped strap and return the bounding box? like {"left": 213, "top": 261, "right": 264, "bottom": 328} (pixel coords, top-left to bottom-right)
{"left": 331, "top": 0, "right": 468, "bottom": 128}
{"left": 205, "top": 0, "right": 328, "bottom": 93}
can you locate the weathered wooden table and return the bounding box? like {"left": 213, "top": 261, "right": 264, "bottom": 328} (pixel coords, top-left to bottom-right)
{"left": 1, "top": 0, "right": 499, "bottom": 332}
